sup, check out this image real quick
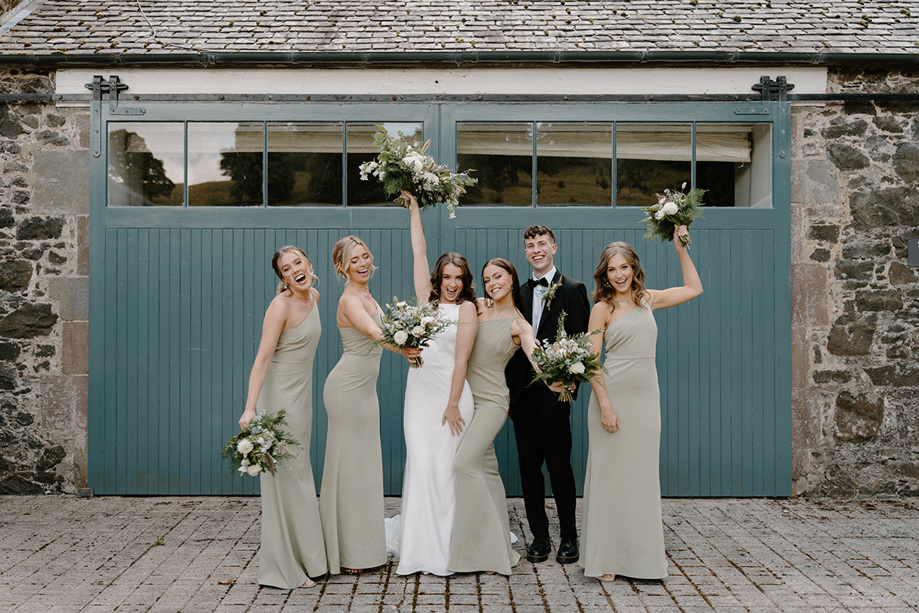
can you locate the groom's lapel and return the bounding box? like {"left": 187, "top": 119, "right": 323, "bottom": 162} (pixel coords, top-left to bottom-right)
{"left": 522, "top": 278, "right": 534, "bottom": 321}
{"left": 536, "top": 271, "right": 563, "bottom": 339}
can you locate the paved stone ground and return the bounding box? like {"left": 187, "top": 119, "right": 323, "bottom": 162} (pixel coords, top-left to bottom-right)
{"left": 2, "top": 496, "right": 919, "bottom": 612}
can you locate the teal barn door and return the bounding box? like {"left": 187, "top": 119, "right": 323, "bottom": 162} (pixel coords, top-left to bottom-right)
{"left": 89, "top": 98, "right": 791, "bottom": 496}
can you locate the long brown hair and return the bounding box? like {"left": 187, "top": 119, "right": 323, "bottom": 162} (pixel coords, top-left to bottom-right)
{"left": 271, "top": 245, "right": 316, "bottom": 295}
{"left": 591, "top": 242, "right": 648, "bottom": 310}
{"left": 430, "top": 252, "right": 476, "bottom": 304}
{"left": 481, "top": 258, "right": 524, "bottom": 314}
{"left": 331, "top": 235, "right": 376, "bottom": 283}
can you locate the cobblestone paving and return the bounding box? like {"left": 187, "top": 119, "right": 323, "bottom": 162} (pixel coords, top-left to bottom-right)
{"left": 2, "top": 496, "right": 918, "bottom": 612}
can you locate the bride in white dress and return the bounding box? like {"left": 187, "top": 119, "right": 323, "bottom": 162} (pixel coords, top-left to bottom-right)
{"left": 386, "top": 191, "right": 478, "bottom": 576}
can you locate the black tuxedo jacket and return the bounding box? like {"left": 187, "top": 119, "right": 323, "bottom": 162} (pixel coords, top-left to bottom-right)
{"left": 505, "top": 270, "right": 591, "bottom": 411}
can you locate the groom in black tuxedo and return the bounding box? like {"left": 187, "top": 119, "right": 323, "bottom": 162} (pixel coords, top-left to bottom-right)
{"left": 506, "top": 225, "right": 590, "bottom": 564}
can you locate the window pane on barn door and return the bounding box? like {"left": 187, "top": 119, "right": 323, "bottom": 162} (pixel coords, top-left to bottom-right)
{"left": 188, "top": 122, "right": 264, "bottom": 207}
{"left": 615, "top": 123, "right": 692, "bottom": 207}
{"left": 536, "top": 122, "right": 612, "bottom": 206}
{"left": 696, "top": 124, "right": 772, "bottom": 208}
{"left": 108, "top": 122, "right": 184, "bottom": 207}
{"left": 346, "top": 122, "right": 423, "bottom": 206}
{"left": 457, "top": 122, "right": 533, "bottom": 207}
{"left": 267, "top": 122, "right": 343, "bottom": 207}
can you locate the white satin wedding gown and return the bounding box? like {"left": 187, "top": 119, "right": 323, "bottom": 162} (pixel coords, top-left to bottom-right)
{"left": 386, "top": 302, "right": 475, "bottom": 575}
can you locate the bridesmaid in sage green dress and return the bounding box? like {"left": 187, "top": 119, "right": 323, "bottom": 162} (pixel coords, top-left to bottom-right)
{"left": 319, "top": 235, "right": 421, "bottom": 575}
{"left": 449, "top": 258, "right": 558, "bottom": 575}
{"left": 238, "top": 245, "right": 326, "bottom": 589}
{"left": 581, "top": 226, "right": 702, "bottom": 582}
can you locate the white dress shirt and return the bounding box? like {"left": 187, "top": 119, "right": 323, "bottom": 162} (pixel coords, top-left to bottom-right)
{"left": 531, "top": 266, "right": 557, "bottom": 334}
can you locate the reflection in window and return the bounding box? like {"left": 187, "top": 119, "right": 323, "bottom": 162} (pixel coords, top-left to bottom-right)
{"left": 457, "top": 123, "right": 533, "bottom": 206}
{"left": 347, "top": 122, "right": 423, "bottom": 206}
{"left": 696, "top": 124, "right": 772, "bottom": 208}
{"left": 537, "top": 123, "right": 611, "bottom": 206}
{"left": 267, "top": 122, "right": 343, "bottom": 206}
{"left": 108, "top": 122, "right": 183, "bottom": 207}
{"left": 188, "top": 122, "right": 263, "bottom": 206}
{"left": 616, "top": 124, "right": 692, "bottom": 207}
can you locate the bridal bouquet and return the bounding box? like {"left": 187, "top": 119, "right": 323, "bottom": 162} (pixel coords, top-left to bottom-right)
{"left": 358, "top": 125, "right": 477, "bottom": 219}
{"left": 530, "top": 312, "right": 603, "bottom": 403}
{"left": 221, "top": 410, "right": 299, "bottom": 477}
{"left": 640, "top": 182, "right": 706, "bottom": 246}
{"left": 376, "top": 297, "right": 450, "bottom": 368}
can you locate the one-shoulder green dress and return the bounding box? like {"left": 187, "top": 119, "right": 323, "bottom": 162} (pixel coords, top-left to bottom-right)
{"left": 257, "top": 307, "right": 328, "bottom": 588}
{"left": 580, "top": 304, "right": 667, "bottom": 580}
{"left": 449, "top": 317, "right": 522, "bottom": 575}
{"left": 319, "top": 310, "right": 387, "bottom": 574}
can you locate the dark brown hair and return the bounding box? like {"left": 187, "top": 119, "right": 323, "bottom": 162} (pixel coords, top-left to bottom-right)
{"left": 271, "top": 245, "right": 317, "bottom": 295}
{"left": 591, "top": 242, "right": 649, "bottom": 310}
{"left": 430, "top": 252, "right": 476, "bottom": 304}
{"left": 481, "top": 257, "right": 524, "bottom": 315}
{"left": 523, "top": 225, "right": 556, "bottom": 243}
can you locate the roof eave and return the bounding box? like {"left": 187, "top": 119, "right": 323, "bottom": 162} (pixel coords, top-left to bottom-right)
{"left": 0, "top": 50, "right": 917, "bottom": 67}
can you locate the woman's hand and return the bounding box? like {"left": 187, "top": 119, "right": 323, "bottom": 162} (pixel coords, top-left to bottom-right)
{"left": 600, "top": 407, "right": 620, "bottom": 433}
{"left": 401, "top": 346, "right": 423, "bottom": 364}
{"left": 442, "top": 403, "right": 466, "bottom": 436}
{"left": 673, "top": 225, "right": 690, "bottom": 250}
{"left": 238, "top": 408, "right": 256, "bottom": 430}
{"left": 401, "top": 190, "right": 419, "bottom": 211}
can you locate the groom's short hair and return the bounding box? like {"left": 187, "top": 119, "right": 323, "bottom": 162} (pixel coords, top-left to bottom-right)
{"left": 523, "top": 225, "right": 556, "bottom": 243}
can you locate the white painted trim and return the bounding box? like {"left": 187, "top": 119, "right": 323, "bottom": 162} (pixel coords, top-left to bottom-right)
{"left": 56, "top": 66, "right": 827, "bottom": 97}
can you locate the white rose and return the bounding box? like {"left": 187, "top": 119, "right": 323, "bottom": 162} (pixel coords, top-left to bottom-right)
{"left": 569, "top": 362, "right": 586, "bottom": 375}
{"left": 423, "top": 171, "right": 440, "bottom": 186}
{"left": 421, "top": 316, "right": 435, "bottom": 325}
{"left": 393, "top": 330, "right": 409, "bottom": 345}
{"left": 655, "top": 210, "right": 666, "bottom": 221}
{"left": 238, "top": 465, "right": 248, "bottom": 474}
{"left": 246, "top": 464, "right": 262, "bottom": 476}
{"left": 662, "top": 202, "right": 679, "bottom": 216}
{"left": 411, "top": 325, "right": 425, "bottom": 336}
{"left": 237, "top": 439, "right": 254, "bottom": 455}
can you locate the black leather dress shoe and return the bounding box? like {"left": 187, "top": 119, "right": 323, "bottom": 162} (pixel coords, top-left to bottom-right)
{"left": 556, "top": 537, "right": 579, "bottom": 564}
{"left": 526, "top": 535, "right": 552, "bottom": 563}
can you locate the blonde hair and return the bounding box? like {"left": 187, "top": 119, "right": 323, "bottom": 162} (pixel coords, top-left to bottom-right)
{"left": 331, "top": 235, "right": 376, "bottom": 283}
{"left": 271, "top": 245, "right": 317, "bottom": 295}
{"left": 591, "top": 242, "right": 648, "bottom": 310}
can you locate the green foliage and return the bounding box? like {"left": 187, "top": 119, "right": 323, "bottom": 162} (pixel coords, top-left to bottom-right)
{"left": 221, "top": 410, "right": 300, "bottom": 476}
{"left": 640, "top": 185, "right": 706, "bottom": 245}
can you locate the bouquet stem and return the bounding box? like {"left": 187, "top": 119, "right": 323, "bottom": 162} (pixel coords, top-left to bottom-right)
{"left": 409, "top": 356, "right": 424, "bottom": 369}
{"left": 557, "top": 389, "right": 574, "bottom": 403}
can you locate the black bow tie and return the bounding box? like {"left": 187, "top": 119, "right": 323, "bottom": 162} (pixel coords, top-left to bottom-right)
{"left": 528, "top": 277, "right": 550, "bottom": 289}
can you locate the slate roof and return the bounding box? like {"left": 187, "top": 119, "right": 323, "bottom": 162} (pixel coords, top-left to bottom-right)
{"left": 1, "top": 0, "right": 917, "bottom": 61}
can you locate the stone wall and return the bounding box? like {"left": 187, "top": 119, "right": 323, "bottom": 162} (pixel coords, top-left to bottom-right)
{"left": 0, "top": 68, "right": 89, "bottom": 493}
{"left": 791, "top": 66, "right": 919, "bottom": 496}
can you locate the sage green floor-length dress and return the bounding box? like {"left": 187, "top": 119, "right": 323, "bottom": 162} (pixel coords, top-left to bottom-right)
{"left": 580, "top": 304, "right": 667, "bottom": 580}
{"left": 257, "top": 307, "right": 328, "bottom": 588}
{"left": 449, "top": 317, "right": 522, "bottom": 575}
{"left": 319, "top": 310, "right": 387, "bottom": 574}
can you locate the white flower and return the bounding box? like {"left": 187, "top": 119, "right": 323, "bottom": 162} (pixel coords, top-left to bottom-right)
{"left": 240, "top": 459, "right": 250, "bottom": 467}
{"left": 569, "top": 362, "right": 586, "bottom": 375}
{"left": 238, "top": 465, "right": 248, "bottom": 473}
{"left": 246, "top": 464, "right": 262, "bottom": 476}
{"left": 397, "top": 301, "right": 407, "bottom": 308}
{"left": 662, "top": 201, "right": 679, "bottom": 216}
{"left": 237, "top": 439, "right": 254, "bottom": 455}
{"left": 681, "top": 181, "right": 688, "bottom": 190}
{"left": 655, "top": 210, "right": 666, "bottom": 221}
{"left": 658, "top": 196, "right": 666, "bottom": 205}
{"left": 393, "top": 330, "right": 409, "bottom": 345}
{"left": 422, "top": 171, "right": 440, "bottom": 186}
{"left": 411, "top": 325, "right": 425, "bottom": 336}
{"left": 421, "top": 316, "right": 435, "bottom": 326}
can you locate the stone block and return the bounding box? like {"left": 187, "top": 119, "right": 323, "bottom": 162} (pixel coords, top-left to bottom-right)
{"left": 827, "top": 143, "right": 870, "bottom": 171}
{"left": 865, "top": 364, "right": 919, "bottom": 387}
{"left": 804, "top": 160, "right": 839, "bottom": 205}
{"left": 893, "top": 142, "right": 919, "bottom": 183}
{"left": 850, "top": 187, "right": 919, "bottom": 229}
{"left": 821, "top": 119, "right": 869, "bottom": 139}
{"left": 16, "top": 216, "right": 64, "bottom": 241}
{"left": 61, "top": 321, "right": 88, "bottom": 375}
{"left": 47, "top": 276, "right": 88, "bottom": 321}
{"left": 889, "top": 261, "right": 917, "bottom": 285}
{"left": 0, "top": 258, "right": 32, "bottom": 292}
{"left": 812, "top": 369, "right": 852, "bottom": 384}
{"left": 791, "top": 263, "right": 828, "bottom": 327}
{"left": 826, "top": 316, "right": 875, "bottom": 356}
{"left": 0, "top": 302, "right": 57, "bottom": 338}
{"left": 834, "top": 260, "right": 874, "bottom": 281}
{"left": 31, "top": 150, "right": 90, "bottom": 215}
{"left": 791, "top": 325, "right": 808, "bottom": 390}
{"left": 808, "top": 223, "right": 839, "bottom": 243}
{"left": 76, "top": 215, "right": 89, "bottom": 276}
{"left": 855, "top": 289, "right": 903, "bottom": 312}
{"left": 835, "top": 391, "right": 883, "bottom": 442}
